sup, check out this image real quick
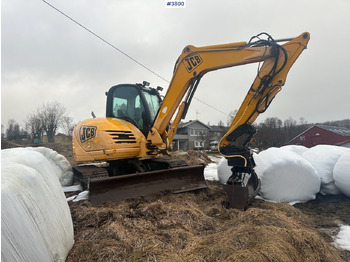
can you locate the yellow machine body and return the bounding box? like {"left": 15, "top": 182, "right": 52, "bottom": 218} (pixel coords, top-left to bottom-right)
{"left": 73, "top": 117, "right": 145, "bottom": 163}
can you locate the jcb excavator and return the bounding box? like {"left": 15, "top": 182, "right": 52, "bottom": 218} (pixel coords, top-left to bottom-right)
{"left": 72, "top": 32, "right": 310, "bottom": 209}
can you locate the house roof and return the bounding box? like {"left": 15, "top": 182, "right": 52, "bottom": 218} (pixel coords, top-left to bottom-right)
{"left": 288, "top": 124, "right": 350, "bottom": 143}
{"left": 316, "top": 125, "right": 350, "bottom": 137}
{"left": 178, "top": 120, "right": 210, "bottom": 129}
{"left": 208, "top": 125, "right": 226, "bottom": 132}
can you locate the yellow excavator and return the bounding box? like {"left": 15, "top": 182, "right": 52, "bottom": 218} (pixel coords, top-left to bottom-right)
{"left": 72, "top": 32, "right": 310, "bottom": 209}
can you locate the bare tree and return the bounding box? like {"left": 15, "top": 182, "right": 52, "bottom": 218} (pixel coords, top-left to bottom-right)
{"left": 1, "top": 124, "right": 5, "bottom": 139}
{"left": 39, "top": 101, "right": 66, "bottom": 142}
{"left": 226, "top": 110, "right": 238, "bottom": 127}
{"left": 283, "top": 117, "right": 298, "bottom": 141}
{"left": 197, "top": 130, "right": 214, "bottom": 150}
{"left": 5, "top": 119, "right": 29, "bottom": 143}
{"left": 6, "top": 119, "right": 20, "bottom": 141}
{"left": 25, "top": 113, "right": 44, "bottom": 142}
{"left": 61, "top": 115, "right": 75, "bottom": 136}
{"left": 254, "top": 117, "right": 284, "bottom": 149}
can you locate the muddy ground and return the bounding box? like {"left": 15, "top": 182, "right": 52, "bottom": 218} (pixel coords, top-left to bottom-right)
{"left": 2, "top": 140, "right": 350, "bottom": 261}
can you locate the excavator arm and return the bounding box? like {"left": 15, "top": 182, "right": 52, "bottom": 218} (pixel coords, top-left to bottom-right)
{"left": 147, "top": 32, "right": 310, "bottom": 153}
{"left": 145, "top": 32, "right": 310, "bottom": 209}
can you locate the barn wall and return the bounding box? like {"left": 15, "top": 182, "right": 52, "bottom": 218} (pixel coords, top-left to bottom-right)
{"left": 288, "top": 126, "right": 350, "bottom": 147}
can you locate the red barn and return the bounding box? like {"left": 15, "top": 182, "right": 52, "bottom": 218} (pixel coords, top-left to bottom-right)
{"left": 287, "top": 125, "right": 350, "bottom": 148}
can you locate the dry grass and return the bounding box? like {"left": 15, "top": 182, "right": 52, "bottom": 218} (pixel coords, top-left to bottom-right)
{"left": 67, "top": 182, "right": 344, "bottom": 262}
{"left": 170, "top": 150, "right": 213, "bottom": 166}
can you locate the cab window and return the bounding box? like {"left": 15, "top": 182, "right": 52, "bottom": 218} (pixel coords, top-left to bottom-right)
{"left": 112, "top": 86, "right": 145, "bottom": 128}
{"left": 143, "top": 89, "right": 161, "bottom": 122}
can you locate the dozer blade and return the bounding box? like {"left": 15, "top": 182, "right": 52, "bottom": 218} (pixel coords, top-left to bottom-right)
{"left": 89, "top": 165, "right": 207, "bottom": 204}
{"left": 223, "top": 172, "right": 261, "bottom": 210}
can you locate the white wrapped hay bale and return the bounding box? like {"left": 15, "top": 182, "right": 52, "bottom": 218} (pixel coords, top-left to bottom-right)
{"left": 204, "top": 162, "right": 219, "bottom": 181}
{"left": 217, "top": 157, "right": 232, "bottom": 184}
{"left": 333, "top": 152, "right": 350, "bottom": 197}
{"left": 281, "top": 145, "right": 308, "bottom": 155}
{"left": 27, "top": 147, "right": 73, "bottom": 186}
{"left": 301, "top": 145, "right": 349, "bottom": 195}
{"left": 1, "top": 148, "right": 74, "bottom": 262}
{"left": 254, "top": 147, "right": 320, "bottom": 202}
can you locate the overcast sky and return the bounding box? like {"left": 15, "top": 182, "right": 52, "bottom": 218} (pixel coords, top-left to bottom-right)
{"left": 2, "top": 0, "right": 350, "bottom": 132}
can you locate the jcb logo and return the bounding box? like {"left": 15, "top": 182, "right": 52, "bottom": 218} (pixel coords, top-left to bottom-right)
{"left": 184, "top": 54, "right": 202, "bottom": 73}
{"left": 80, "top": 126, "right": 97, "bottom": 143}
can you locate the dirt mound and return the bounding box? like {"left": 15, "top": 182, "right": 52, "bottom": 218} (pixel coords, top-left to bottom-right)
{"left": 67, "top": 182, "right": 344, "bottom": 262}
{"left": 170, "top": 150, "right": 213, "bottom": 166}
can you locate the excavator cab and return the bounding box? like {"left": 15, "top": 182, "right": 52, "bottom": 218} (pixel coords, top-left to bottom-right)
{"left": 105, "top": 82, "right": 162, "bottom": 136}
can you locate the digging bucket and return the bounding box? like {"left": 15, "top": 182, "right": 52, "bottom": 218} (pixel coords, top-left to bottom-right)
{"left": 223, "top": 171, "right": 261, "bottom": 210}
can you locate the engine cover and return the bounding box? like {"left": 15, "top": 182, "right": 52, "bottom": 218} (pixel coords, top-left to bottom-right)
{"left": 72, "top": 117, "right": 145, "bottom": 163}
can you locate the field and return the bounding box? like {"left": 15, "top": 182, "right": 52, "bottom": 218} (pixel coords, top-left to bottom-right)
{"left": 2, "top": 140, "right": 350, "bottom": 261}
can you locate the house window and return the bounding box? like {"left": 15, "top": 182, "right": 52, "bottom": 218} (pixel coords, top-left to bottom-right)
{"left": 190, "top": 129, "right": 205, "bottom": 136}
{"left": 300, "top": 136, "right": 305, "bottom": 141}
{"left": 194, "top": 141, "right": 203, "bottom": 148}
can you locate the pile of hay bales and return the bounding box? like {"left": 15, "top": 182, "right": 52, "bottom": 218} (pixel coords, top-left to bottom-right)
{"left": 67, "top": 182, "right": 343, "bottom": 262}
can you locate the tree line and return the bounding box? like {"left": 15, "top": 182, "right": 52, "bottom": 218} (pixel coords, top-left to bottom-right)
{"left": 3, "top": 103, "right": 350, "bottom": 150}
{"left": 251, "top": 117, "right": 310, "bottom": 149}
{"left": 223, "top": 109, "right": 350, "bottom": 150}
{"left": 2, "top": 101, "right": 75, "bottom": 144}
{"left": 251, "top": 117, "right": 350, "bottom": 149}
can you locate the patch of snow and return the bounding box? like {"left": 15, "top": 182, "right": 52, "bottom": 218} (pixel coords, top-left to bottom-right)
{"left": 208, "top": 155, "right": 222, "bottom": 164}
{"left": 66, "top": 195, "right": 78, "bottom": 202}
{"left": 73, "top": 190, "right": 89, "bottom": 202}
{"left": 333, "top": 225, "right": 350, "bottom": 251}
{"left": 63, "top": 184, "right": 83, "bottom": 192}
